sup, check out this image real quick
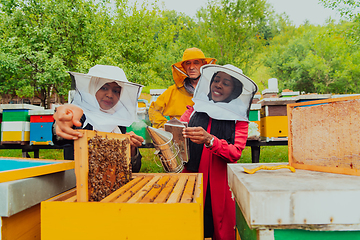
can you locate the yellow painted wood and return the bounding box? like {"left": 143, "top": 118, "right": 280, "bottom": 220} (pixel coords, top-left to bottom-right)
{"left": 74, "top": 130, "right": 130, "bottom": 202}
{"left": 46, "top": 188, "right": 77, "bottom": 202}
{"left": 127, "top": 175, "right": 161, "bottom": 203}
{"left": 101, "top": 176, "right": 144, "bottom": 203}
{"left": 2, "top": 131, "right": 30, "bottom": 141}
{"left": 181, "top": 175, "right": 196, "bottom": 203}
{"left": 2, "top": 203, "right": 40, "bottom": 240}
{"left": 167, "top": 175, "right": 188, "bottom": 203}
{"left": 113, "top": 176, "right": 153, "bottom": 203}
{"left": 153, "top": 175, "right": 179, "bottom": 203}
{"left": 41, "top": 201, "right": 203, "bottom": 240}
{"left": 140, "top": 175, "right": 170, "bottom": 203}
{"left": 0, "top": 157, "right": 75, "bottom": 183}
{"left": 193, "top": 174, "right": 203, "bottom": 209}
{"left": 260, "top": 116, "right": 288, "bottom": 138}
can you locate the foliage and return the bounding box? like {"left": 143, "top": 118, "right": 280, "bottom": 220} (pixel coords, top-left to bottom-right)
{"left": 0, "top": 0, "right": 359, "bottom": 104}
{"left": 263, "top": 23, "right": 360, "bottom": 93}
{"left": 319, "top": 0, "right": 360, "bottom": 19}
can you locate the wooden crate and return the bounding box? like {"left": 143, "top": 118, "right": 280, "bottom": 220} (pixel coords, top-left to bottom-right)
{"left": 41, "top": 173, "right": 203, "bottom": 240}
{"left": 287, "top": 95, "right": 360, "bottom": 176}
{"left": 74, "top": 130, "right": 131, "bottom": 202}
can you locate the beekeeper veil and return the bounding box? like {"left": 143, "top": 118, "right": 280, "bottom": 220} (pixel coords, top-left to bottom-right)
{"left": 69, "top": 65, "right": 143, "bottom": 133}
{"left": 192, "top": 64, "right": 258, "bottom": 121}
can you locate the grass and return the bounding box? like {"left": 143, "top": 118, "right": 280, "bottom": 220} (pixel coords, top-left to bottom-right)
{"left": 0, "top": 145, "right": 288, "bottom": 173}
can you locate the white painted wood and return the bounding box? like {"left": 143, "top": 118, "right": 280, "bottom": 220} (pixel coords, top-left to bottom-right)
{"left": 258, "top": 229, "right": 275, "bottom": 240}
{"left": 228, "top": 163, "right": 360, "bottom": 229}
{"left": 0, "top": 170, "right": 75, "bottom": 217}
{"left": 1, "top": 104, "right": 44, "bottom": 110}
{"left": 1, "top": 121, "right": 30, "bottom": 131}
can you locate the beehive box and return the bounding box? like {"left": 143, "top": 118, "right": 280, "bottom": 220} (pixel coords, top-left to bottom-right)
{"left": 228, "top": 163, "right": 360, "bottom": 240}
{"left": 259, "top": 98, "right": 296, "bottom": 141}
{"left": 288, "top": 95, "right": 360, "bottom": 176}
{"left": 41, "top": 173, "right": 203, "bottom": 240}
{"left": 29, "top": 109, "right": 55, "bottom": 145}
{"left": 1, "top": 104, "right": 44, "bottom": 145}
{"left": 0, "top": 157, "right": 75, "bottom": 240}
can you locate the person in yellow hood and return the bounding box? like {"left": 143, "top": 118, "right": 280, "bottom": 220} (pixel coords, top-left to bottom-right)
{"left": 148, "top": 47, "right": 216, "bottom": 128}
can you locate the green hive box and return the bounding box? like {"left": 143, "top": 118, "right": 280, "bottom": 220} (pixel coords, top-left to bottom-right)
{"left": 1, "top": 104, "right": 44, "bottom": 122}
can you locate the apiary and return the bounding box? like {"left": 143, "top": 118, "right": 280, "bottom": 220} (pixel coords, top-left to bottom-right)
{"left": 0, "top": 157, "right": 75, "bottom": 240}
{"left": 228, "top": 163, "right": 360, "bottom": 240}
{"left": 41, "top": 173, "right": 203, "bottom": 240}
{"left": 29, "top": 109, "right": 55, "bottom": 145}
{"left": 288, "top": 95, "right": 360, "bottom": 176}
{"left": 259, "top": 98, "right": 296, "bottom": 141}
{"left": 1, "top": 104, "right": 44, "bottom": 144}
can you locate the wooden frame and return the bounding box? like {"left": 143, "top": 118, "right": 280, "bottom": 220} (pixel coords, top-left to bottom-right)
{"left": 74, "top": 130, "right": 130, "bottom": 202}
{"left": 287, "top": 95, "right": 360, "bottom": 176}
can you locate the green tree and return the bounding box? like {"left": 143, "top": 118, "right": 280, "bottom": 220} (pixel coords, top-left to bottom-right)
{"left": 264, "top": 23, "right": 360, "bottom": 94}
{"left": 0, "top": 0, "right": 110, "bottom": 107}
{"left": 177, "top": 0, "right": 274, "bottom": 74}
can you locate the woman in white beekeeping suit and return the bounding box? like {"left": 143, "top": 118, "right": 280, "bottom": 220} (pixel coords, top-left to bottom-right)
{"left": 180, "top": 64, "right": 258, "bottom": 240}
{"left": 53, "top": 65, "right": 144, "bottom": 172}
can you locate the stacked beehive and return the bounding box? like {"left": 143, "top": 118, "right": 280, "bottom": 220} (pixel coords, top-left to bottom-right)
{"left": 29, "top": 109, "right": 55, "bottom": 145}
{"left": 259, "top": 98, "right": 296, "bottom": 142}
{"left": 1, "top": 104, "right": 44, "bottom": 145}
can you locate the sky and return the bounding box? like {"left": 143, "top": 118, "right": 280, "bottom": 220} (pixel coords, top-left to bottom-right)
{"left": 127, "top": 0, "right": 342, "bottom": 26}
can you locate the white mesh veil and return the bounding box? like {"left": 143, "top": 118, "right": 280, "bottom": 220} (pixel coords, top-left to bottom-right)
{"left": 192, "top": 64, "right": 258, "bottom": 121}
{"left": 70, "top": 65, "right": 143, "bottom": 132}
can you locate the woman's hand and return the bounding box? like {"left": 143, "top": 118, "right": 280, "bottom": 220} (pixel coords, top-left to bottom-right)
{"left": 182, "top": 127, "right": 213, "bottom": 146}
{"left": 126, "top": 131, "right": 144, "bottom": 157}
{"left": 53, "top": 104, "right": 84, "bottom": 140}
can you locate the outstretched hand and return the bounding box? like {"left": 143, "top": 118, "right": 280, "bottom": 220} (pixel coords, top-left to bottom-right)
{"left": 53, "top": 104, "right": 84, "bottom": 140}
{"left": 182, "top": 126, "right": 213, "bottom": 146}
{"left": 126, "top": 131, "right": 144, "bottom": 157}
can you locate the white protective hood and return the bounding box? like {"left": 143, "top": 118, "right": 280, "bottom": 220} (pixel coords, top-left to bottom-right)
{"left": 70, "top": 65, "right": 143, "bottom": 132}
{"left": 192, "top": 64, "right": 258, "bottom": 121}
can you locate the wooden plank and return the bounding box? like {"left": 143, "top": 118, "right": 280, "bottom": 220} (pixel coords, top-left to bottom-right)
{"left": 140, "top": 175, "right": 170, "bottom": 203}
{"left": 193, "top": 173, "right": 203, "bottom": 206}
{"left": 153, "top": 175, "right": 179, "bottom": 203}
{"left": 45, "top": 188, "right": 76, "bottom": 202}
{"left": 74, "top": 130, "right": 130, "bottom": 202}
{"left": 127, "top": 176, "right": 161, "bottom": 203}
{"left": 288, "top": 95, "right": 360, "bottom": 176}
{"left": 180, "top": 175, "right": 196, "bottom": 203}
{"left": 64, "top": 195, "right": 77, "bottom": 202}
{"left": 167, "top": 175, "right": 188, "bottom": 203}
{"left": 101, "top": 176, "right": 144, "bottom": 203}
{"left": 113, "top": 176, "right": 153, "bottom": 203}
{"left": 2, "top": 203, "right": 40, "bottom": 240}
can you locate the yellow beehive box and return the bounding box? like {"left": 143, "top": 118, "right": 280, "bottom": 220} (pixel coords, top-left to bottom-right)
{"left": 1, "top": 121, "right": 30, "bottom": 143}
{"left": 259, "top": 98, "right": 296, "bottom": 141}
{"left": 41, "top": 173, "right": 203, "bottom": 240}
{"left": 0, "top": 157, "right": 75, "bottom": 240}
{"left": 260, "top": 116, "right": 288, "bottom": 138}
